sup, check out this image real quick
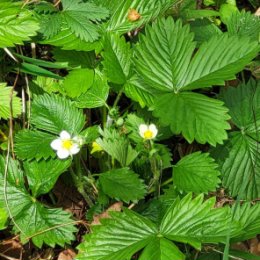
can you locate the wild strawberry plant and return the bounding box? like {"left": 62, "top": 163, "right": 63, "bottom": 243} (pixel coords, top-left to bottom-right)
{"left": 0, "top": 0, "right": 260, "bottom": 259}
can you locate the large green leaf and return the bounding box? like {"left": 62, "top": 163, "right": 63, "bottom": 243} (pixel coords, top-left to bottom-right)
{"left": 139, "top": 237, "right": 185, "bottom": 260}
{"left": 15, "top": 130, "right": 56, "bottom": 160}
{"left": 31, "top": 94, "right": 85, "bottom": 135}
{"left": 0, "top": 156, "right": 76, "bottom": 248}
{"left": 135, "top": 18, "right": 195, "bottom": 92}
{"left": 102, "top": 33, "right": 132, "bottom": 84}
{"left": 153, "top": 92, "right": 230, "bottom": 145}
{"left": 160, "top": 194, "right": 231, "bottom": 249}
{"left": 23, "top": 158, "right": 71, "bottom": 197}
{"left": 99, "top": 168, "right": 146, "bottom": 203}
{"left": 77, "top": 208, "right": 157, "bottom": 260}
{"left": 63, "top": 68, "right": 94, "bottom": 98}
{"left": 135, "top": 17, "right": 259, "bottom": 92}
{"left": 75, "top": 71, "right": 109, "bottom": 108}
{"left": 173, "top": 152, "right": 220, "bottom": 193}
{"left": 0, "top": 83, "right": 21, "bottom": 120}
{"left": 96, "top": 128, "right": 139, "bottom": 166}
{"left": 0, "top": 2, "right": 39, "bottom": 48}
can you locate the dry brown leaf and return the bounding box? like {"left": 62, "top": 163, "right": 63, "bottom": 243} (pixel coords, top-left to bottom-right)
{"left": 57, "top": 249, "right": 76, "bottom": 260}
{"left": 249, "top": 238, "right": 260, "bottom": 256}
{"left": 127, "top": 9, "right": 141, "bottom": 21}
{"left": 91, "top": 202, "right": 123, "bottom": 225}
{"left": 255, "top": 7, "right": 260, "bottom": 16}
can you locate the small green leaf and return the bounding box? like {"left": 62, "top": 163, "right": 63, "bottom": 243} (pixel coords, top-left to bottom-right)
{"left": 80, "top": 125, "right": 100, "bottom": 144}
{"left": 75, "top": 71, "right": 109, "bottom": 108}
{"left": 139, "top": 237, "right": 185, "bottom": 260}
{"left": 96, "top": 128, "right": 139, "bottom": 166}
{"left": 99, "top": 168, "right": 146, "bottom": 203}
{"left": 0, "top": 83, "right": 21, "bottom": 120}
{"left": 63, "top": 68, "right": 94, "bottom": 98}
{"left": 31, "top": 94, "right": 85, "bottom": 135}
{"left": 23, "top": 158, "right": 71, "bottom": 197}
{"left": 173, "top": 152, "right": 220, "bottom": 193}
{"left": 15, "top": 130, "right": 55, "bottom": 160}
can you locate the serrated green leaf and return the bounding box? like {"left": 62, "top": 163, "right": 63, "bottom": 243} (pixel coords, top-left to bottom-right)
{"left": 32, "top": 76, "right": 63, "bottom": 94}
{"left": 139, "top": 237, "right": 185, "bottom": 260}
{"left": 39, "top": 13, "right": 62, "bottom": 39}
{"left": 31, "top": 94, "right": 85, "bottom": 135}
{"left": 61, "top": 0, "right": 109, "bottom": 42}
{"left": 0, "top": 2, "right": 39, "bottom": 48}
{"left": 218, "top": 132, "right": 260, "bottom": 200}
{"left": 102, "top": 33, "right": 132, "bottom": 84}
{"left": 15, "top": 130, "right": 55, "bottom": 160}
{"left": 63, "top": 68, "right": 94, "bottom": 98}
{"left": 0, "top": 208, "right": 7, "bottom": 230}
{"left": 96, "top": 128, "right": 139, "bottom": 167}
{"left": 80, "top": 125, "right": 100, "bottom": 144}
{"left": 77, "top": 208, "right": 157, "bottom": 260}
{"left": 227, "top": 10, "right": 260, "bottom": 41}
{"left": 0, "top": 83, "right": 21, "bottom": 120}
{"left": 75, "top": 71, "right": 109, "bottom": 108}
{"left": 23, "top": 158, "right": 71, "bottom": 197}
{"left": 173, "top": 152, "right": 220, "bottom": 193}
{"left": 160, "top": 194, "right": 231, "bottom": 249}
{"left": 153, "top": 92, "right": 230, "bottom": 145}
{"left": 99, "top": 168, "right": 146, "bottom": 203}
{"left": 0, "top": 156, "right": 76, "bottom": 247}
{"left": 135, "top": 18, "right": 195, "bottom": 92}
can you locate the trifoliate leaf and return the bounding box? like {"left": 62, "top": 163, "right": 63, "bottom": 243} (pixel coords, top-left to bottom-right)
{"left": 63, "top": 68, "right": 94, "bottom": 98}
{"left": 134, "top": 17, "right": 259, "bottom": 92}
{"left": 153, "top": 92, "right": 230, "bottom": 145}
{"left": 173, "top": 152, "right": 221, "bottom": 193}
{"left": 102, "top": 33, "right": 132, "bottom": 84}
{"left": 139, "top": 237, "right": 185, "bottom": 260}
{"left": 77, "top": 208, "right": 157, "bottom": 260}
{"left": 23, "top": 158, "right": 71, "bottom": 197}
{"left": 0, "top": 2, "right": 39, "bottom": 48}
{"left": 99, "top": 168, "right": 146, "bottom": 203}
{"left": 31, "top": 94, "right": 85, "bottom": 135}
{"left": 96, "top": 128, "right": 139, "bottom": 167}
{"left": 15, "top": 130, "right": 55, "bottom": 160}
{"left": 160, "top": 194, "right": 231, "bottom": 249}
{"left": 0, "top": 156, "right": 77, "bottom": 248}
{"left": 0, "top": 83, "right": 21, "bottom": 120}
{"left": 75, "top": 71, "right": 109, "bottom": 108}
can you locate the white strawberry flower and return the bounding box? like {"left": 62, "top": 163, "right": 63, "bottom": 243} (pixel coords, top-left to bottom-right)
{"left": 51, "top": 130, "right": 80, "bottom": 159}
{"left": 139, "top": 124, "right": 158, "bottom": 140}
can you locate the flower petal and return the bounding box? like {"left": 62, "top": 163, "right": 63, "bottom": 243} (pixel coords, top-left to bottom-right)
{"left": 139, "top": 124, "right": 148, "bottom": 138}
{"left": 70, "top": 144, "right": 80, "bottom": 155}
{"left": 50, "top": 139, "right": 62, "bottom": 150}
{"left": 60, "top": 130, "right": 71, "bottom": 140}
{"left": 57, "top": 149, "right": 70, "bottom": 159}
{"left": 149, "top": 124, "right": 158, "bottom": 138}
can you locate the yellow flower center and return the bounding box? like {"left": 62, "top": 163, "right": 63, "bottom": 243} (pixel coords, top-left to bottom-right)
{"left": 144, "top": 130, "right": 153, "bottom": 139}
{"left": 62, "top": 139, "right": 73, "bottom": 150}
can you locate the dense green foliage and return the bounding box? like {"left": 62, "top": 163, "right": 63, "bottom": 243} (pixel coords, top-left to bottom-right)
{"left": 0, "top": 0, "right": 259, "bottom": 259}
